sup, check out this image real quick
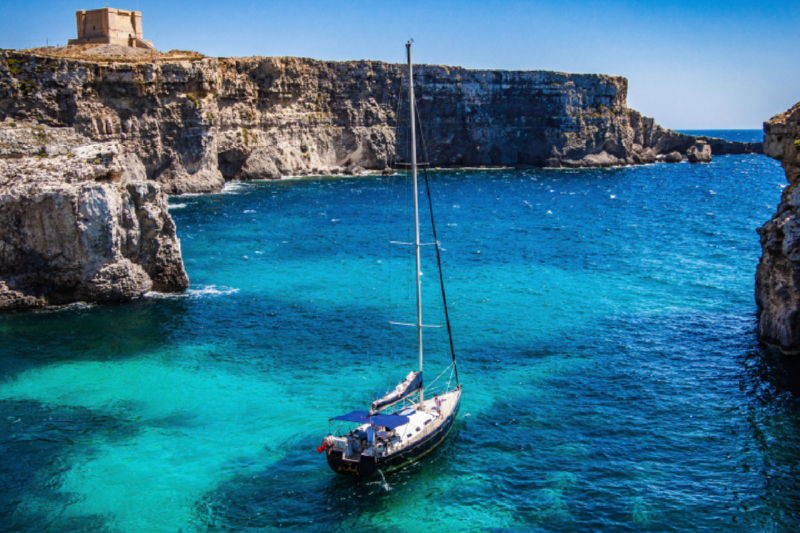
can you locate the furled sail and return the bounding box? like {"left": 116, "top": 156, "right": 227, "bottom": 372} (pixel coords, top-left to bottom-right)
{"left": 371, "top": 371, "right": 422, "bottom": 413}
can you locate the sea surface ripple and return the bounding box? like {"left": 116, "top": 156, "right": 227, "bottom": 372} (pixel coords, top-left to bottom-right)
{"left": 1, "top": 131, "right": 799, "bottom": 532}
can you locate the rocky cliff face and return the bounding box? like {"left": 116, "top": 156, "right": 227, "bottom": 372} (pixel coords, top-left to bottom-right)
{"left": 1, "top": 51, "right": 761, "bottom": 194}
{"left": 0, "top": 122, "right": 188, "bottom": 309}
{"left": 756, "top": 102, "right": 800, "bottom": 352}
{"left": 0, "top": 49, "right": 765, "bottom": 310}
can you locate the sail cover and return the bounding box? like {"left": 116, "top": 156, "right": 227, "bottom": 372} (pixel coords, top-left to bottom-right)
{"left": 331, "top": 411, "right": 410, "bottom": 430}
{"left": 371, "top": 371, "right": 422, "bottom": 412}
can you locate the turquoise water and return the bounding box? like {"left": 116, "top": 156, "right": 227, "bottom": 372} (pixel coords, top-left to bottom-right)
{"left": 2, "top": 131, "right": 800, "bottom": 532}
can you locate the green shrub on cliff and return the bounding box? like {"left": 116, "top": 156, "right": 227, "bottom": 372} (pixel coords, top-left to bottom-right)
{"left": 185, "top": 94, "right": 202, "bottom": 108}
{"left": 6, "top": 58, "right": 23, "bottom": 76}
{"left": 18, "top": 80, "right": 37, "bottom": 95}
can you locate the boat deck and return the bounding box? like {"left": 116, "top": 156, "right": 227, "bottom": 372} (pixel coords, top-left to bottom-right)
{"left": 370, "top": 389, "right": 461, "bottom": 456}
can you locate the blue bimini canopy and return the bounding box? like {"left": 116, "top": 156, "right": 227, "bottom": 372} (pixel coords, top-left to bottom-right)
{"left": 331, "top": 410, "right": 410, "bottom": 430}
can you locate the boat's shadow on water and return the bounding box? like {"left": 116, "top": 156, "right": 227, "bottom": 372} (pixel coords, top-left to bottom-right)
{"left": 194, "top": 421, "right": 466, "bottom": 531}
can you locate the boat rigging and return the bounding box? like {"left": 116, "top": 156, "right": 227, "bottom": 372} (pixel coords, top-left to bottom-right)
{"left": 319, "top": 41, "right": 463, "bottom": 478}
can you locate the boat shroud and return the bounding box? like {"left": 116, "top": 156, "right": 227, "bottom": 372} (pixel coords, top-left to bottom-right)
{"left": 321, "top": 41, "right": 462, "bottom": 478}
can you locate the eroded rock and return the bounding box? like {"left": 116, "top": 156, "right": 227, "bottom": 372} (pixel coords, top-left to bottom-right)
{"left": 662, "top": 151, "right": 684, "bottom": 163}
{"left": 0, "top": 122, "right": 188, "bottom": 310}
{"left": 687, "top": 141, "right": 712, "bottom": 163}
{"left": 0, "top": 51, "right": 763, "bottom": 194}
{"left": 756, "top": 102, "right": 800, "bottom": 352}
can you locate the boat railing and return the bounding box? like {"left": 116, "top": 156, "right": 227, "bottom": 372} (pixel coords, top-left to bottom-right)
{"left": 372, "top": 366, "right": 456, "bottom": 418}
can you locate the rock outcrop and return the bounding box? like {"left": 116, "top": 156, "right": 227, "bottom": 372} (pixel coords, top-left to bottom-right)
{"left": 0, "top": 122, "right": 188, "bottom": 310}
{"left": 661, "top": 151, "right": 684, "bottom": 163}
{"left": 756, "top": 102, "right": 800, "bottom": 352}
{"left": 0, "top": 50, "right": 762, "bottom": 194}
{"left": 687, "top": 140, "right": 712, "bottom": 163}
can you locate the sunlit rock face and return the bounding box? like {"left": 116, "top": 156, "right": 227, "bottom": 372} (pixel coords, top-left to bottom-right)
{"left": 0, "top": 123, "right": 188, "bottom": 310}
{"left": 1, "top": 51, "right": 761, "bottom": 194}
{"left": 757, "top": 103, "right": 800, "bottom": 352}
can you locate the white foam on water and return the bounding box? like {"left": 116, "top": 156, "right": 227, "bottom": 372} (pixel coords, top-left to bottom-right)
{"left": 34, "top": 301, "right": 97, "bottom": 313}
{"left": 168, "top": 203, "right": 188, "bottom": 210}
{"left": 170, "top": 192, "right": 205, "bottom": 198}
{"left": 221, "top": 181, "right": 248, "bottom": 194}
{"left": 144, "top": 285, "right": 239, "bottom": 300}
{"left": 186, "top": 285, "right": 239, "bottom": 297}
{"left": 143, "top": 291, "right": 189, "bottom": 300}
{"left": 376, "top": 470, "right": 392, "bottom": 492}
{"left": 243, "top": 209, "right": 256, "bottom": 213}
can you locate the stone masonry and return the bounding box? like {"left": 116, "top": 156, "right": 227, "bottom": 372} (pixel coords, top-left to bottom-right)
{"left": 68, "top": 8, "right": 155, "bottom": 50}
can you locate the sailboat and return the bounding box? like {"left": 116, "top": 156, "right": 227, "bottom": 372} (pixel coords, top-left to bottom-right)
{"left": 319, "top": 42, "right": 462, "bottom": 478}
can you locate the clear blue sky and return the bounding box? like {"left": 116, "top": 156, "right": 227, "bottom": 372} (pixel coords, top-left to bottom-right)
{"left": 1, "top": 0, "right": 797, "bottom": 129}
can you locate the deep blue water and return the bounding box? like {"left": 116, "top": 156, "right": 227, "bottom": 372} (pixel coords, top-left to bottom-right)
{"left": 677, "top": 130, "right": 763, "bottom": 143}
{"left": 2, "top": 130, "right": 800, "bottom": 532}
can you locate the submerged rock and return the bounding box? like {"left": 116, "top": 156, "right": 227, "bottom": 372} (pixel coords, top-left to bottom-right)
{"left": 756, "top": 102, "right": 800, "bottom": 352}
{"left": 0, "top": 123, "right": 188, "bottom": 310}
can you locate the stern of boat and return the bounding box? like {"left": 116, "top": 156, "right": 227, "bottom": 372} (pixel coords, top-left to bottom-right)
{"left": 326, "top": 448, "right": 378, "bottom": 477}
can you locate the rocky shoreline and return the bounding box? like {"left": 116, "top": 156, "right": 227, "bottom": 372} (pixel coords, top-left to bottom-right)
{"left": 0, "top": 49, "right": 763, "bottom": 310}
{"left": 756, "top": 102, "right": 800, "bottom": 353}
{"left": 0, "top": 122, "right": 188, "bottom": 309}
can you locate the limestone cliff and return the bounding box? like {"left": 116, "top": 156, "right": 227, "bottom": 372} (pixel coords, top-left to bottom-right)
{"left": 0, "top": 49, "right": 764, "bottom": 311}
{"left": 0, "top": 122, "right": 188, "bottom": 309}
{"left": 1, "top": 51, "right": 761, "bottom": 194}
{"left": 756, "top": 103, "right": 800, "bottom": 352}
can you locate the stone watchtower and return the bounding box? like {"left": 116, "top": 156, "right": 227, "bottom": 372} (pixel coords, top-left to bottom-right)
{"left": 68, "top": 8, "right": 155, "bottom": 50}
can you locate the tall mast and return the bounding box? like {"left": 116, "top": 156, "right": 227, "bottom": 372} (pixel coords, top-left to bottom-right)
{"left": 407, "top": 41, "right": 424, "bottom": 410}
